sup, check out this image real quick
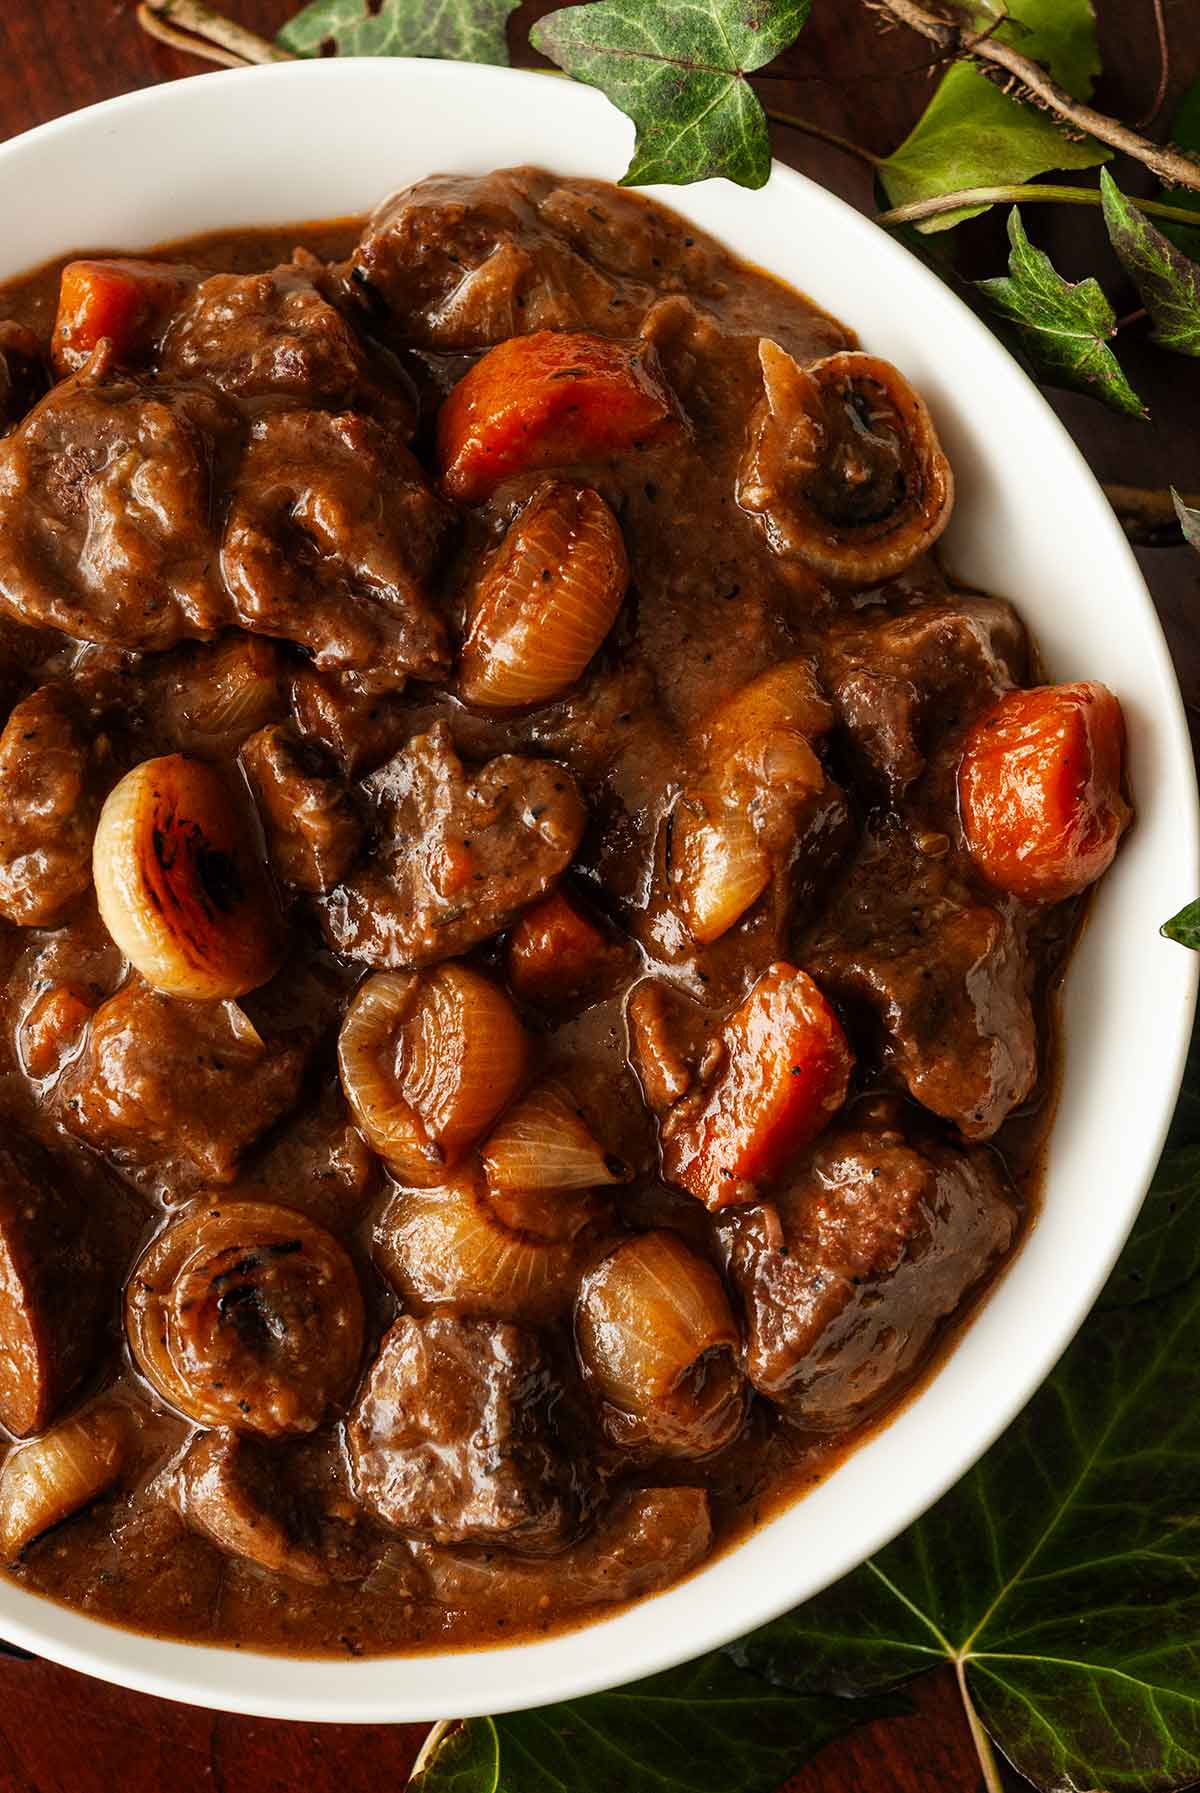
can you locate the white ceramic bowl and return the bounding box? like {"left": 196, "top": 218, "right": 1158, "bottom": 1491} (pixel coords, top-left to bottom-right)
{"left": 0, "top": 56, "right": 1194, "bottom": 1724}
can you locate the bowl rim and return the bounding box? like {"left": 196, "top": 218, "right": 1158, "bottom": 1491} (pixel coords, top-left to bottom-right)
{"left": 0, "top": 52, "right": 1194, "bottom": 1726}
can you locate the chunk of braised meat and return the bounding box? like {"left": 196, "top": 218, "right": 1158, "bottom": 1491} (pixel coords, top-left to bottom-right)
{"left": 347, "top": 1315, "right": 579, "bottom": 1549}
{"left": 415, "top": 1486, "right": 712, "bottom": 1610}
{"left": 0, "top": 322, "right": 47, "bottom": 432}
{"left": 127, "top": 1201, "right": 364, "bottom": 1435}
{"left": 737, "top": 341, "right": 954, "bottom": 587}
{"left": 0, "top": 368, "right": 232, "bottom": 650}
{"left": 721, "top": 1104, "right": 1017, "bottom": 1425}
{"left": 221, "top": 408, "right": 449, "bottom": 684}
{"left": 159, "top": 262, "right": 413, "bottom": 427}
{"left": 290, "top": 665, "right": 411, "bottom": 780}
{"left": 347, "top": 170, "right": 636, "bottom": 350}
{"left": 0, "top": 1133, "right": 108, "bottom": 1436}
{"left": 174, "top": 1431, "right": 365, "bottom": 1585}
{"left": 0, "top": 685, "right": 101, "bottom": 926}
{"left": 241, "top": 723, "right": 362, "bottom": 896}
{"left": 818, "top": 595, "right": 1027, "bottom": 797}
{"left": 237, "top": 1080, "right": 378, "bottom": 1236}
{"left": 803, "top": 825, "right": 1037, "bottom": 1140}
{"left": 321, "top": 721, "right": 586, "bottom": 967}
{"left": 58, "top": 979, "right": 308, "bottom": 1187}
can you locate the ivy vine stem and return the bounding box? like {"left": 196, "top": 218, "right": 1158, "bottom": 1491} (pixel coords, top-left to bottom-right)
{"left": 137, "top": 0, "right": 288, "bottom": 65}
{"left": 873, "top": 0, "right": 1200, "bottom": 194}
{"left": 763, "top": 110, "right": 883, "bottom": 168}
{"left": 875, "top": 182, "right": 1200, "bottom": 230}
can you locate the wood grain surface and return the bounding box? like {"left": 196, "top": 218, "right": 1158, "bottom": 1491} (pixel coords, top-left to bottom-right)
{"left": 0, "top": 3, "right": 1195, "bottom": 1789}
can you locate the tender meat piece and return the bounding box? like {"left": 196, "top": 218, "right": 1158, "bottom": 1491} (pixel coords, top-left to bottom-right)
{"left": 174, "top": 1431, "right": 365, "bottom": 1585}
{"left": 241, "top": 723, "right": 362, "bottom": 895}
{"left": 238, "top": 1081, "right": 378, "bottom": 1235}
{"left": 804, "top": 826, "right": 1037, "bottom": 1140}
{"left": 159, "top": 262, "right": 412, "bottom": 426}
{"left": 818, "top": 596, "right": 1026, "bottom": 796}
{"left": 0, "top": 685, "right": 100, "bottom": 925}
{"left": 722, "top": 1107, "right": 1017, "bottom": 1424}
{"left": 348, "top": 171, "right": 636, "bottom": 350}
{"left": 321, "top": 721, "right": 586, "bottom": 967}
{"left": 415, "top": 1486, "right": 712, "bottom": 1610}
{"left": 220, "top": 408, "right": 449, "bottom": 685}
{"left": 0, "top": 1133, "right": 108, "bottom": 1436}
{"left": 58, "top": 979, "right": 308, "bottom": 1186}
{"left": 0, "top": 322, "right": 47, "bottom": 432}
{"left": 0, "top": 368, "right": 232, "bottom": 649}
{"left": 290, "top": 665, "right": 411, "bottom": 779}
{"left": 347, "top": 1316, "right": 578, "bottom": 1548}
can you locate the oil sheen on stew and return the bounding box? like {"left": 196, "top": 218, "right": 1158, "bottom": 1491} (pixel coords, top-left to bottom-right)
{"left": 0, "top": 168, "right": 1129, "bottom": 1656}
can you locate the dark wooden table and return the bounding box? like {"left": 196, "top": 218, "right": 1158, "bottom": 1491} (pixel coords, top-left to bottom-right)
{"left": 0, "top": 3, "right": 1194, "bottom": 1789}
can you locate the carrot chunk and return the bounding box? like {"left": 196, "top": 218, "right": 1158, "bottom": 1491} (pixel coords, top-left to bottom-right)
{"left": 437, "top": 331, "right": 679, "bottom": 502}
{"left": 958, "top": 681, "right": 1130, "bottom": 903}
{"left": 662, "top": 963, "right": 853, "bottom": 1211}
{"left": 52, "top": 258, "right": 195, "bottom": 375}
{"left": 507, "top": 888, "right": 624, "bottom": 1007}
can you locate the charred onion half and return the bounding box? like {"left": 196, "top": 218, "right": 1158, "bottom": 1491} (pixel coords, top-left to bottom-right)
{"left": 127, "top": 1201, "right": 364, "bottom": 1435}
{"left": 93, "top": 753, "right": 283, "bottom": 999}
{"left": 738, "top": 341, "right": 953, "bottom": 586}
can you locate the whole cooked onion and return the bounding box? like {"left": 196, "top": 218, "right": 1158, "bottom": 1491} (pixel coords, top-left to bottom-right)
{"left": 375, "top": 1168, "right": 606, "bottom": 1322}
{"left": 738, "top": 340, "right": 953, "bottom": 586}
{"left": 481, "top": 1079, "right": 630, "bottom": 1206}
{"left": 0, "top": 1404, "right": 130, "bottom": 1559}
{"left": 93, "top": 754, "right": 284, "bottom": 1000}
{"left": 575, "top": 1230, "right": 745, "bottom": 1458}
{"left": 126, "top": 1200, "right": 364, "bottom": 1435}
{"left": 459, "top": 482, "right": 627, "bottom": 709}
{"left": 337, "top": 965, "right": 528, "bottom": 1185}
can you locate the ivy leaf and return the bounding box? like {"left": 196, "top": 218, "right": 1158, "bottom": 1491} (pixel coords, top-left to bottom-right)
{"left": 1164, "top": 898, "right": 1200, "bottom": 950}
{"left": 409, "top": 1654, "right": 900, "bottom": 1792}
{"left": 977, "top": 208, "right": 1147, "bottom": 416}
{"left": 731, "top": 1262, "right": 1200, "bottom": 1791}
{"left": 1100, "top": 170, "right": 1200, "bottom": 357}
{"left": 531, "top": 0, "right": 811, "bottom": 189}
{"left": 1172, "top": 489, "right": 1200, "bottom": 554}
{"left": 1161, "top": 81, "right": 1200, "bottom": 257}
{"left": 880, "top": 0, "right": 1108, "bottom": 232}
{"left": 277, "top": 0, "right": 518, "bottom": 64}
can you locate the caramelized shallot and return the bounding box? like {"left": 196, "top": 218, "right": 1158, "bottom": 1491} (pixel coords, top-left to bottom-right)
{"left": 481, "top": 1079, "right": 629, "bottom": 1201}
{"left": 459, "top": 482, "right": 628, "bottom": 709}
{"left": 126, "top": 1201, "right": 364, "bottom": 1435}
{"left": 0, "top": 1404, "right": 130, "bottom": 1559}
{"left": 375, "top": 1168, "right": 606, "bottom": 1322}
{"left": 93, "top": 754, "right": 284, "bottom": 1000}
{"left": 575, "top": 1230, "right": 745, "bottom": 1458}
{"left": 337, "top": 966, "right": 528, "bottom": 1185}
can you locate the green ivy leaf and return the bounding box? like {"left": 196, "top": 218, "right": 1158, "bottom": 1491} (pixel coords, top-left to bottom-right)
{"left": 1161, "top": 81, "right": 1200, "bottom": 257}
{"left": 978, "top": 208, "right": 1147, "bottom": 416}
{"left": 531, "top": 0, "right": 811, "bottom": 189}
{"left": 879, "top": 0, "right": 1108, "bottom": 232}
{"left": 1100, "top": 170, "right": 1200, "bottom": 357}
{"left": 410, "top": 1655, "right": 900, "bottom": 1792}
{"left": 1173, "top": 489, "right": 1200, "bottom": 554}
{"left": 277, "top": 0, "right": 518, "bottom": 64}
{"left": 731, "top": 1260, "right": 1200, "bottom": 1791}
{"left": 1164, "top": 898, "right": 1200, "bottom": 950}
